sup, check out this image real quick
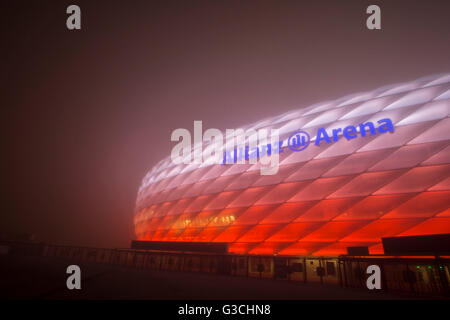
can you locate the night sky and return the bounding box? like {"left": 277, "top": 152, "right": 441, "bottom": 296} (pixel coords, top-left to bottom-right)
{"left": 2, "top": 0, "right": 449, "bottom": 248}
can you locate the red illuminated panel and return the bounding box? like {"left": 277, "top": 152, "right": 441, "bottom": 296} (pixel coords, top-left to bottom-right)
{"left": 422, "top": 145, "right": 450, "bottom": 166}
{"left": 134, "top": 221, "right": 146, "bottom": 237}
{"left": 369, "top": 141, "right": 447, "bottom": 171}
{"left": 333, "top": 194, "right": 413, "bottom": 221}
{"left": 143, "top": 205, "right": 158, "bottom": 220}
{"left": 167, "top": 198, "right": 194, "bottom": 216}
{"left": 183, "top": 180, "right": 210, "bottom": 198}
{"left": 227, "top": 186, "right": 272, "bottom": 208}
{"left": 203, "top": 175, "right": 237, "bottom": 195}
{"left": 151, "top": 229, "right": 169, "bottom": 241}
{"left": 295, "top": 198, "right": 362, "bottom": 222}
{"left": 204, "top": 191, "right": 240, "bottom": 210}
{"left": 328, "top": 170, "right": 405, "bottom": 198}
{"left": 399, "top": 218, "right": 450, "bottom": 236}
{"left": 408, "top": 117, "right": 450, "bottom": 144}
{"left": 231, "top": 205, "right": 278, "bottom": 225}
{"left": 181, "top": 167, "right": 212, "bottom": 185}
{"left": 437, "top": 209, "right": 450, "bottom": 217}
{"left": 189, "top": 210, "right": 221, "bottom": 228}
{"left": 162, "top": 228, "right": 185, "bottom": 241}
{"left": 224, "top": 171, "right": 261, "bottom": 191}
{"left": 374, "top": 164, "right": 450, "bottom": 194}
{"left": 281, "top": 139, "right": 330, "bottom": 165}
{"left": 278, "top": 241, "right": 330, "bottom": 256}
{"left": 314, "top": 131, "right": 377, "bottom": 159}
{"left": 288, "top": 176, "right": 354, "bottom": 201}
{"left": 285, "top": 156, "right": 346, "bottom": 182}
{"left": 165, "top": 184, "right": 191, "bottom": 202}
{"left": 252, "top": 164, "right": 299, "bottom": 187}
{"left": 139, "top": 190, "right": 156, "bottom": 204}
{"left": 266, "top": 222, "right": 323, "bottom": 242}
{"left": 149, "top": 190, "right": 170, "bottom": 204}
{"left": 147, "top": 217, "right": 163, "bottom": 231}
{"left": 154, "top": 202, "right": 176, "bottom": 217}
{"left": 165, "top": 171, "right": 191, "bottom": 190}
{"left": 213, "top": 225, "right": 252, "bottom": 242}
{"left": 134, "top": 208, "right": 145, "bottom": 221}
{"left": 169, "top": 212, "right": 197, "bottom": 229}
{"left": 273, "top": 146, "right": 292, "bottom": 164}
{"left": 207, "top": 207, "right": 247, "bottom": 227}
{"left": 140, "top": 191, "right": 158, "bottom": 208}
{"left": 248, "top": 242, "right": 294, "bottom": 255}
{"left": 237, "top": 224, "right": 284, "bottom": 242}
{"left": 368, "top": 243, "right": 384, "bottom": 255}
{"left": 146, "top": 202, "right": 164, "bottom": 218}
{"left": 193, "top": 227, "right": 227, "bottom": 242}
{"left": 146, "top": 205, "right": 158, "bottom": 218}
{"left": 184, "top": 194, "right": 216, "bottom": 213}
{"left": 381, "top": 191, "right": 450, "bottom": 219}
{"left": 259, "top": 201, "right": 318, "bottom": 224}
{"left": 176, "top": 227, "right": 203, "bottom": 241}
{"left": 358, "top": 122, "right": 433, "bottom": 152}
{"left": 429, "top": 177, "right": 450, "bottom": 191}
{"left": 322, "top": 149, "right": 394, "bottom": 177}
{"left": 340, "top": 218, "right": 424, "bottom": 242}
{"left": 139, "top": 231, "right": 155, "bottom": 241}
{"left": 228, "top": 243, "right": 256, "bottom": 254}
{"left": 255, "top": 182, "right": 309, "bottom": 205}
{"left": 300, "top": 221, "right": 370, "bottom": 242}
{"left": 156, "top": 215, "right": 179, "bottom": 230}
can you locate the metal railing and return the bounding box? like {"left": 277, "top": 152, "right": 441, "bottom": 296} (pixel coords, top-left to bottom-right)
{"left": 2, "top": 240, "right": 449, "bottom": 298}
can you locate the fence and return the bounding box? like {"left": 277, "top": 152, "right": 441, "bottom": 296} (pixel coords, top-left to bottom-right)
{"left": 1, "top": 240, "right": 449, "bottom": 298}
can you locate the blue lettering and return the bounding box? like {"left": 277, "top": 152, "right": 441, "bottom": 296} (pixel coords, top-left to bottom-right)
{"left": 260, "top": 144, "right": 271, "bottom": 157}
{"left": 359, "top": 122, "right": 376, "bottom": 137}
{"left": 377, "top": 118, "right": 395, "bottom": 133}
{"left": 332, "top": 128, "right": 342, "bottom": 142}
{"left": 222, "top": 150, "right": 234, "bottom": 164}
{"left": 272, "top": 141, "right": 283, "bottom": 154}
{"left": 343, "top": 125, "right": 357, "bottom": 140}
{"left": 222, "top": 118, "right": 394, "bottom": 163}
{"left": 315, "top": 128, "right": 331, "bottom": 145}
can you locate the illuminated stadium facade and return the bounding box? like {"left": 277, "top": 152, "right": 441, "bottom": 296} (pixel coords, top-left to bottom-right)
{"left": 134, "top": 73, "right": 450, "bottom": 257}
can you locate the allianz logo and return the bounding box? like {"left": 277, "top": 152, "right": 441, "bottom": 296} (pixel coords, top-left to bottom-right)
{"left": 222, "top": 118, "right": 394, "bottom": 161}
{"left": 170, "top": 118, "right": 394, "bottom": 175}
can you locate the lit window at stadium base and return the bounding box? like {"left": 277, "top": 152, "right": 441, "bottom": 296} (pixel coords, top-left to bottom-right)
{"left": 135, "top": 73, "right": 450, "bottom": 256}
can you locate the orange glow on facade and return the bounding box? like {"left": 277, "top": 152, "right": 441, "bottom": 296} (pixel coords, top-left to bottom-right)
{"left": 134, "top": 75, "right": 450, "bottom": 256}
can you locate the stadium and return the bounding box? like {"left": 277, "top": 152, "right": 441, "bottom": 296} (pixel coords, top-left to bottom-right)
{"left": 134, "top": 73, "right": 450, "bottom": 257}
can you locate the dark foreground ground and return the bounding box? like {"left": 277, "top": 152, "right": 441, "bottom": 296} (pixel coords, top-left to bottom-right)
{"left": 1, "top": 255, "right": 413, "bottom": 300}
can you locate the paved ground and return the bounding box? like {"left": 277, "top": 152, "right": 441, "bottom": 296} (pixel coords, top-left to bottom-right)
{"left": 0, "top": 255, "right": 413, "bottom": 300}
